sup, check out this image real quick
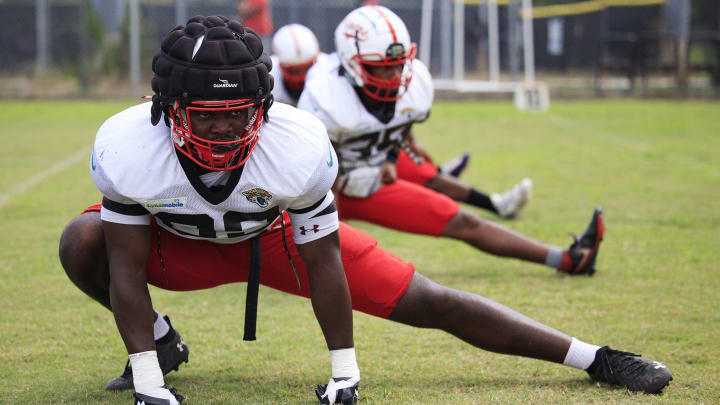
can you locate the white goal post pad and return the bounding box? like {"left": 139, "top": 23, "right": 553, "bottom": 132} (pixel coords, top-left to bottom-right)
{"left": 514, "top": 81, "right": 550, "bottom": 112}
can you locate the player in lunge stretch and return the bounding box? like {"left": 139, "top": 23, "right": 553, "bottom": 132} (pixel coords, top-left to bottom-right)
{"left": 58, "top": 14, "right": 671, "bottom": 405}
{"left": 270, "top": 23, "right": 524, "bottom": 214}
{"left": 297, "top": 6, "right": 600, "bottom": 276}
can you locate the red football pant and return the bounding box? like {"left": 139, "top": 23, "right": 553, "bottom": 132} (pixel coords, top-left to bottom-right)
{"left": 337, "top": 178, "right": 460, "bottom": 237}
{"left": 82, "top": 205, "right": 414, "bottom": 318}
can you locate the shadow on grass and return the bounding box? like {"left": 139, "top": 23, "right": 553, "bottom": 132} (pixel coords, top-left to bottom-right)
{"left": 46, "top": 363, "right": 672, "bottom": 404}
{"left": 161, "top": 372, "right": 645, "bottom": 398}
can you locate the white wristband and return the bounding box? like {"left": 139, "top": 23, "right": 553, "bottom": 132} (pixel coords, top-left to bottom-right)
{"left": 129, "top": 350, "right": 165, "bottom": 391}
{"left": 330, "top": 348, "right": 360, "bottom": 379}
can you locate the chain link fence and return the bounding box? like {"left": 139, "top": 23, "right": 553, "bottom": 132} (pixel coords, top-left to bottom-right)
{"left": 1, "top": 0, "right": 718, "bottom": 98}
{"left": 2, "top": 0, "right": 432, "bottom": 97}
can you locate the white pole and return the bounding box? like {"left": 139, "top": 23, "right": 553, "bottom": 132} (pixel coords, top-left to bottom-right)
{"left": 677, "top": 0, "right": 690, "bottom": 86}
{"left": 521, "top": 0, "right": 535, "bottom": 83}
{"left": 130, "top": 0, "right": 140, "bottom": 94}
{"left": 35, "top": 0, "right": 48, "bottom": 76}
{"left": 453, "top": 0, "right": 465, "bottom": 81}
{"left": 440, "top": 0, "right": 452, "bottom": 77}
{"left": 488, "top": 0, "right": 500, "bottom": 82}
{"left": 176, "top": 0, "right": 187, "bottom": 26}
{"left": 420, "top": 0, "right": 434, "bottom": 65}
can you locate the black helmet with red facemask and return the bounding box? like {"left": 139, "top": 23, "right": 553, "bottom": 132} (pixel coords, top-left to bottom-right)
{"left": 150, "top": 15, "right": 274, "bottom": 171}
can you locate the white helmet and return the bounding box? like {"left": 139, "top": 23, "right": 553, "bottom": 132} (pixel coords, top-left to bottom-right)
{"left": 334, "top": 5, "right": 417, "bottom": 102}
{"left": 272, "top": 24, "right": 320, "bottom": 91}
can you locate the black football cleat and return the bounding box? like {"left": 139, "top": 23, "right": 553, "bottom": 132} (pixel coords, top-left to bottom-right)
{"left": 315, "top": 378, "right": 359, "bottom": 405}
{"left": 133, "top": 386, "right": 184, "bottom": 404}
{"left": 439, "top": 152, "right": 471, "bottom": 178}
{"left": 587, "top": 346, "right": 672, "bottom": 394}
{"left": 564, "top": 207, "right": 604, "bottom": 276}
{"left": 106, "top": 316, "right": 189, "bottom": 391}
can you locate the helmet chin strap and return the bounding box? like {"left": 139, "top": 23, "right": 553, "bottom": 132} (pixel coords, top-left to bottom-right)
{"left": 364, "top": 83, "right": 399, "bottom": 102}
{"left": 212, "top": 142, "right": 242, "bottom": 153}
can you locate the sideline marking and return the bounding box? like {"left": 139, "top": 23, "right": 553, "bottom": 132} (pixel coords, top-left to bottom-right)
{"left": 0, "top": 147, "right": 90, "bottom": 207}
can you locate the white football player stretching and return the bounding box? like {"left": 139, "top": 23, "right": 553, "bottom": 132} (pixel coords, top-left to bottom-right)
{"left": 269, "top": 23, "right": 498, "bottom": 200}
{"left": 298, "top": 6, "right": 604, "bottom": 277}
{"left": 59, "top": 14, "right": 671, "bottom": 405}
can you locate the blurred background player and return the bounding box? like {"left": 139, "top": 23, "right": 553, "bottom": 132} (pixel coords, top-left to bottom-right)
{"left": 273, "top": 23, "right": 530, "bottom": 219}
{"left": 298, "top": 5, "right": 596, "bottom": 276}
{"left": 236, "top": 0, "right": 273, "bottom": 51}
{"left": 270, "top": 23, "right": 331, "bottom": 106}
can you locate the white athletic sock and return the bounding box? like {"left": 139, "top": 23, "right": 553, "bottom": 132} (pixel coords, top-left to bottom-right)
{"left": 129, "top": 350, "right": 164, "bottom": 390}
{"left": 545, "top": 246, "right": 564, "bottom": 269}
{"left": 153, "top": 310, "right": 171, "bottom": 341}
{"left": 563, "top": 337, "right": 601, "bottom": 370}
{"left": 330, "top": 348, "right": 360, "bottom": 379}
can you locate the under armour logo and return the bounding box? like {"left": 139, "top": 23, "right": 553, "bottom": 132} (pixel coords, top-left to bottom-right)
{"left": 137, "top": 401, "right": 145, "bottom": 405}
{"left": 299, "top": 225, "right": 320, "bottom": 235}
{"left": 177, "top": 338, "right": 185, "bottom": 352}
{"left": 653, "top": 361, "right": 667, "bottom": 369}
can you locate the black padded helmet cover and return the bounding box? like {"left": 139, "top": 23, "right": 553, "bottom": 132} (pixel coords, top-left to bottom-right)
{"left": 150, "top": 15, "right": 274, "bottom": 126}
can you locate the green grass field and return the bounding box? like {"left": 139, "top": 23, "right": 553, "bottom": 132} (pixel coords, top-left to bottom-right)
{"left": 0, "top": 99, "right": 718, "bottom": 404}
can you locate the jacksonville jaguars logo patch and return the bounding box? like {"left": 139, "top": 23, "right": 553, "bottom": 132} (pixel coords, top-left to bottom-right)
{"left": 401, "top": 107, "right": 415, "bottom": 119}
{"left": 242, "top": 188, "right": 273, "bottom": 208}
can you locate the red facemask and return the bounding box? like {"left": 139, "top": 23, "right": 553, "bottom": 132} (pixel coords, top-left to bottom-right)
{"left": 168, "top": 98, "right": 264, "bottom": 171}
{"left": 280, "top": 57, "right": 317, "bottom": 92}
{"left": 351, "top": 43, "right": 417, "bottom": 102}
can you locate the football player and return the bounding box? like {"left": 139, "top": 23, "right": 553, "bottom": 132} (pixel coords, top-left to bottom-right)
{"left": 298, "top": 6, "right": 589, "bottom": 275}
{"left": 271, "top": 23, "right": 529, "bottom": 217}
{"left": 270, "top": 23, "right": 331, "bottom": 106}
{"left": 58, "top": 15, "right": 671, "bottom": 405}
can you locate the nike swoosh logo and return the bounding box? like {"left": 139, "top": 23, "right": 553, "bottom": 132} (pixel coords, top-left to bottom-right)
{"left": 327, "top": 146, "right": 334, "bottom": 167}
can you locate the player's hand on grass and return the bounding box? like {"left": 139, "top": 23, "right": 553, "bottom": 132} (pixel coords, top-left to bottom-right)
{"left": 315, "top": 376, "right": 359, "bottom": 405}
{"left": 132, "top": 386, "right": 184, "bottom": 405}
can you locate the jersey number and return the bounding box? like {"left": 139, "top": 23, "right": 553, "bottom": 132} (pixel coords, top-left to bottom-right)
{"left": 155, "top": 207, "right": 280, "bottom": 238}
{"left": 344, "top": 123, "right": 411, "bottom": 159}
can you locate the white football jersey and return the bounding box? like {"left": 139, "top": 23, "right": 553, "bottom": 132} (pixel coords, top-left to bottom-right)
{"left": 90, "top": 102, "right": 339, "bottom": 245}
{"left": 270, "top": 52, "right": 333, "bottom": 107}
{"left": 297, "top": 53, "right": 434, "bottom": 173}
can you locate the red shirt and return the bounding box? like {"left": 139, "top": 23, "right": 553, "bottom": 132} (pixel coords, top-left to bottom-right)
{"left": 240, "top": 0, "right": 272, "bottom": 36}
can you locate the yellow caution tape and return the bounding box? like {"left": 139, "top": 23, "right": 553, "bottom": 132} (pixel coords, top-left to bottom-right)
{"left": 456, "top": 0, "right": 665, "bottom": 19}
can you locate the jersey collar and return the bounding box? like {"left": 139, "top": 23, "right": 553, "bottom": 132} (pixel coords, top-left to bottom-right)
{"left": 176, "top": 149, "right": 245, "bottom": 205}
